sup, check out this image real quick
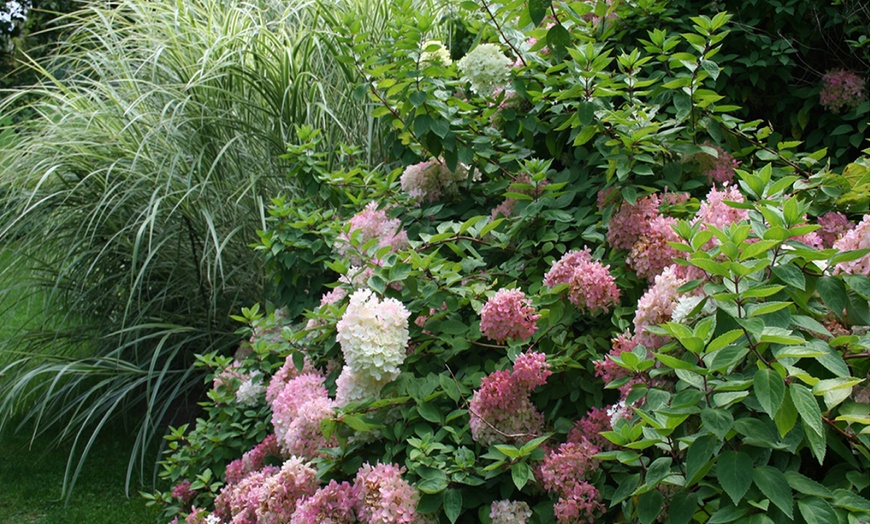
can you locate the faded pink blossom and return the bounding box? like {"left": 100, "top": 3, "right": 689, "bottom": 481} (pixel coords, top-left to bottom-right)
{"left": 355, "top": 463, "right": 419, "bottom": 524}
{"left": 270, "top": 373, "right": 332, "bottom": 456}
{"left": 290, "top": 480, "right": 357, "bottom": 524}
{"left": 607, "top": 194, "right": 661, "bottom": 251}
{"left": 695, "top": 144, "right": 740, "bottom": 185}
{"left": 469, "top": 352, "right": 551, "bottom": 446}
{"left": 224, "top": 434, "right": 281, "bottom": 485}
{"left": 820, "top": 69, "right": 867, "bottom": 113}
{"left": 400, "top": 159, "right": 467, "bottom": 203}
{"left": 627, "top": 215, "right": 681, "bottom": 281}
{"left": 693, "top": 184, "right": 749, "bottom": 232}
{"left": 553, "top": 482, "right": 606, "bottom": 523}
{"left": 567, "top": 259, "right": 621, "bottom": 314}
{"left": 833, "top": 214, "right": 870, "bottom": 275}
{"left": 266, "top": 354, "right": 317, "bottom": 404}
{"left": 818, "top": 211, "right": 855, "bottom": 248}
{"left": 569, "top": 406, "right": 616, "bottom": 451}
{"left": 480, "top": 288, "right": 540, "bottom": 343}
{"left": 543, "top": 249, "right": 592, "bottom": 289}
{"left": 490, "top": 500, "right": 532, "bottom": 524}
{"left": 634, "top": 265, "right": 688, "bottom": 349}
{"left": 538, "top": 438, "right": 600, "bottom": 495}
{"left": 255, "top": 458, "right": 320, "bottom": 524}
{"left": 335, "top": 202, "right": 409, "bottom": 264}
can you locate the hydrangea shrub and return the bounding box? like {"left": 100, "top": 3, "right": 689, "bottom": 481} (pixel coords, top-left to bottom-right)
{"left": 149, "top": 1, "right": 870, "bottom": 523}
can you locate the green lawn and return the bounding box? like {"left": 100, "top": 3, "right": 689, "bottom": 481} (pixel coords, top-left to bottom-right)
{"left": 0, "top": 245, "right": 159, "bottom": 523}
{"left": 0, "top": 429, "right": 160, "bottom": 523}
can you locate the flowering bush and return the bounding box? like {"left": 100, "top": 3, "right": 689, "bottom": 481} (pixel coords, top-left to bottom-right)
{"left": 150, "top": 2, "right": 870, "bottom": 523}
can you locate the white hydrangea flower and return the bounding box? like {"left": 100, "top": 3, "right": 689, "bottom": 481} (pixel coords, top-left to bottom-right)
{"left": 336, "top": 289, "right": 410, "bottom": 382}
{"left": 235, "top": 372, "right": 265, "bottom": 407}
{"left": 334, "top": 367, "right": 390, "bottom": 406}
{"left": 421, "top": 40, "right": 452, "bottom": 65}
{"left": 490, "top": 500, "right": 532, "bottom": 524}
{"left": 457, "top": 43, "right": 513, "bottom": 95}
{"left": 205, "top": 514, "right": 222, "bottom": 524}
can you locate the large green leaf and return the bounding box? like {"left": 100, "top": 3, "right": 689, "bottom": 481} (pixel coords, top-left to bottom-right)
{"left": 716, "top": 450, "right": 754, "bottom": 505}
{"left": 752, "top": 466, "right": 794, "bottom": 519}
{"left": 753, "top": 368, "right": 785, "bottom": 419}
{"left": 798, "top": 497, "right": 839, "bottom": 524}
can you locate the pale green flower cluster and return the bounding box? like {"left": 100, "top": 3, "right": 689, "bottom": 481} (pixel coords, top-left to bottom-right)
{"left": 457, "top": 43, "right": 512, "bottom": 95}
{"left": 420, "top": 40, "right": 452, "bottom": 66}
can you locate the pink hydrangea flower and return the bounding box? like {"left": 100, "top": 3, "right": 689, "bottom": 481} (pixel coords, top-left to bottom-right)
{"left": 255, "top": 458, "right": 319, "bottom": 524}
{"left": 569, "top": 406, "right": 617, "bottom": 451}
{"left": 224, "top": 434, "right": 281, "bottom": 486}
{"left": 820, "top": 69, "right": 867, "bottom": 113}
{"left": 266, "top": 354, "right": 316, "bottom": 404}
{"left": 400, "top": 158, "right": 467, "bottom": 203}
{"left": 480, "top": 288, "right": 540, "bottom": 343}
{"left": 214, "top": 466, "right": 279, "bottom": 524}
{"left": 607, "top": 194, "right": 661, "bottom": 251}
{"left": 543, "top": 249, "right": 592, "bottom": 289}
{"left": 696, "top": 144, "right": 740, "bottom": 185}
{"left": 567, "top": 259, "right": 621, "bottom": 314}
{"left": 626, "top": 215, "right": 681, "bottom": 281}
{"left": 271, "top": 373, "right": 332, "bottom": 456}
{"left": 355, "top": 463, "right": 419, "bottom": 524}
{"left": 172, "top": 481, "right": 195, "bottom": 506}
{"left": 634, "top": 265, "right": 688, "bottom": 349}
{"left": 593, "top": 331, "right": 637, "bottom": 385}
{"left": 833, "top": 214, "right": 870, "bottom": 275}
{"left": 469, "top": 352, "right": 551, "bottom": 446}
{"left": 537, "top": 438, "right": 600, "bottom": 495}
{"left": 335, "top": 202, "right": 409, "bottom": 264}
{"left": 693, "top": 184, "right": 749, "bottom": 232}
{"left": 817, "top": 211, "right": 855, "bottom": 248}
{"left": 553, "top": 482, "right": 605, "bottom": 524}
{"left": 290, "top": 480, "right": 357, "bottom": 524}
{"left": 490, "top": 500, "right": 532, "bottom": 524}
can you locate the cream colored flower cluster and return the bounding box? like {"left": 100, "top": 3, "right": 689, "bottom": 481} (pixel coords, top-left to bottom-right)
{"left": 457, "top": 43, "right": 512, "bottom": 95}
{"left": 336, "top": 289, "right": 410, "bottom": 384}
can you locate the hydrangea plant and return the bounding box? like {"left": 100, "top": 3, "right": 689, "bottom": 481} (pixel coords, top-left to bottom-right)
{"left": 148, "top": 1, "right": 870, "bottom": 522}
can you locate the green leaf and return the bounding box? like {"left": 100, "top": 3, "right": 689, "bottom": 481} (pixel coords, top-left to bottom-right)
{"left": 747, "top": 301, "right": 792, "bottom": 318}
{"left": 774, "top": 387, "right": 798, "bottom": 437}
{"left": 844, "top": 274, "right": 870, "bottom": 300}
{"left": 511, "top": 461, "right": 532, "bottom": 490}
{"left": 754, "top": 368, "right": 785, "bottom": 419}
{"left": 637, "top": 489, "right": 665, "bottom": 524}
{"left": 444, "top": 488, "right": 463, "bottom": 523}
{"left": 700, "top": 407, "right": 733, "bottom": 439}
{"left": 772, "top": 264, "right": 806, "bottom": 291}
{"left": 417, "top": 402, "right": 444, "bottom": 424}
{"left": 784, "top": 471, "right": 833, "bottom": 499}
{"left": 716, "top": 450, "right": 754, "bottom": 505}
{"left": 752, "top": 466, "right": 794, "bottom": 519}
{"left": 546, "top": 24, "right": 571, "bottom": 51}
{"left": 528, "top": 0, "right": 551, "bottom": 27}
{"left": 790, "top": 383, "right": 823, "bottom": 438}
{"left": 706, "top": 329, "right": 744, "bottom": 353}
{"left": 798, "top": 497, "right": 839, "bottom": 524}
{"left": 667, "top": 491, "right": 698, "bottom": 524}
{"left": 611, "top": 473, "right": 641, "bottom": 505}
{"left": 417, "top": 476, "right": 449, "bottom": 494}
{"left": 817, "top": 276, "right": 848, "bottom": 317}
{"left": 686, "top": 435, "right": 718, "bottom": 486}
